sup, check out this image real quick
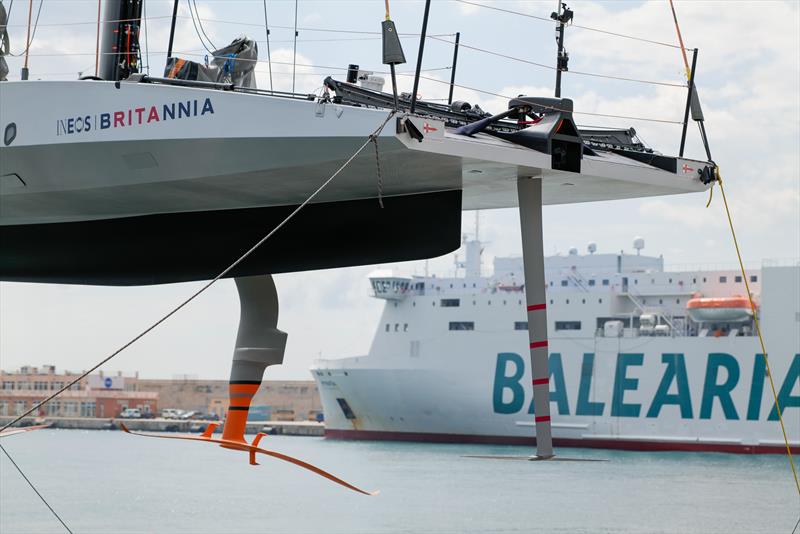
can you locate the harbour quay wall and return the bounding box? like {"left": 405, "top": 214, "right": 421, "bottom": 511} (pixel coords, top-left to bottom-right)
{"left": 0, "top": 416, "right": 324, "bottom": 436}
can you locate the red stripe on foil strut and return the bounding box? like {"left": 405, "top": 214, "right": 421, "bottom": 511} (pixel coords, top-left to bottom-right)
{"left": 530, "top": 341, "right": 548, "bottom": 349}
{"left": 527, "top": 303, "right": 546, "bottom": 311}
{"left": 535, "top": 416, "right": 551, "bottom": 423}
{"left": 532, "top": 378, "right": 549, "bottom": 386}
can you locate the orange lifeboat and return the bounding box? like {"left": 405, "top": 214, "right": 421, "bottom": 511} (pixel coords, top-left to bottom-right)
{"left": 686, "top": 295, "right": 755, "bottom": 323}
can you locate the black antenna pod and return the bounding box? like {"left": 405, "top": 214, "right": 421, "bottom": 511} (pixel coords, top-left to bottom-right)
{"left": 382, "top": 1, "right": 406, "bottom": 110}
{"left": 551, "top": 2, "right": 573, "bottom": 98}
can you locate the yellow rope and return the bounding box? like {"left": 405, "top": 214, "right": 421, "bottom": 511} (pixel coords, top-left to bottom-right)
{"left": 668, "top": 0, "right": 799, "bottom": 496}
{"left": 713, "top": 168, "right": 800, "bottom": 496}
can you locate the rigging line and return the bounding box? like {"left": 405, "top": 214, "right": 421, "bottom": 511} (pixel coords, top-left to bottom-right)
{"left": 171, "top": 16, "right": 454, "bottom": 37}
{"left": 10, "top": 0, "right": 41, "bottom": 58}
{"left": 668, "top": 0, "right": 799, "bottom": 496}
{"left": 262, "top": 0, "right": 272, "bottom": 91}
{"left": 186, "top": 0, "right": 213, "bottom": 54}
{"left": 0, "top": 443, "right": 73, "bottom": 533}
{"left": 142, "top": 0, "right": 150, "bottom": 74}
{"left": 94, "top": 0, "right": 100, "bottom": 76}
{"left": 0, "top": 110, "right": 397, "bottom": 435}
{"left": 453, "top": 0, "right": 686, "bottom": 50}
{"left": 291, "top": 0, "right": 297, "bottom": 93}
{"left": 4, "top": 14, "right": 173, "bottom": 27}
{"left": 668, "top": 0, "right": 692, "bottom": 79}
{"left": 191, "top": 0, "right": 216, "bottom": 50}
{"left": 427, "top": 35, "right": 685, "bottom": 88}
{"left": 411, "top": 74, "right": 683, "bottom": 124}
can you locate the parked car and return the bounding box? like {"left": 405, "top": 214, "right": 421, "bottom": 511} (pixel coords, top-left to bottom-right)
{"left": 119, "top": 408, "right": 141, "bottom": 419}
{"left": 161, "top": 409, "right": 183, "bottom": 419}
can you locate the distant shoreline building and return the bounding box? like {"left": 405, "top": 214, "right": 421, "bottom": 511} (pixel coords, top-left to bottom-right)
{"left": 0, "top": 365, "right": 321, "bottom": 421}
{"left": 0, "top": 365, "right": 156, "bottom": 417}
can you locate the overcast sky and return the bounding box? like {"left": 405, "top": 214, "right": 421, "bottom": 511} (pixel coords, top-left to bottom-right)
{"left": 1, "top": 0, "right": 798, "bottom": 381}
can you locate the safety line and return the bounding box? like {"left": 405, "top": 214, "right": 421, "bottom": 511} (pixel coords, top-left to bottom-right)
{"left": 0, "top": 110, "right": 396, "bottom": 433}
{"left": 0, "top": 443, "right": 73, "bottom": 533}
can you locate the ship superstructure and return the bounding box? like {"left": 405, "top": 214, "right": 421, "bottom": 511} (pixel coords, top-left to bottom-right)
{"left": 313, "top": 238, "right": 800, "bottom": 453}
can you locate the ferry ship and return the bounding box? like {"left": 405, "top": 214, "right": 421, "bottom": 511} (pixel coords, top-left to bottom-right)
{"left": 312, "top": 236, "right": 800, "bottom": 454}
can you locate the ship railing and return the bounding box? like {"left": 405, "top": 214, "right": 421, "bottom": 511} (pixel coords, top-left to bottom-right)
{"left": 624, "top": 291, "right": 682, "bottom": 335}
{"left": 761, "top": 258, "right": 800, "bottom": 268}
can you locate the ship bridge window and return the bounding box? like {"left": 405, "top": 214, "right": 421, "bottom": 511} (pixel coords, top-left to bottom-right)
{"left": 385, "top": 324, "right": 390, "bottom": 332}
{"left": 602, "top": 279, "right": 609, "bottom": 286}
{"left": 750, "top": 275, "right": 758, "bottom": 283}
{"left": 720, "top": 276, "right": 727, "bottom": 283}
{"left": 555, "top": 321, "right": 581, "bottom": 331}
{"left": 336, "top": 398, "right": 357, "bottom": 420}
{"left": 735, "top": 275, "right": 742, "bottom": 283}
{"left": 394, "top": 323, "right": 399, "bottom": 332}
{"left": 449, "top": 321, "right": 474, "bottom": 331}
{"left": 514, "top": 321, "right": 528, "bottom": 331}
{"left": 588, "top": 279, "right": 596, "bottom": 286}
{"left": 441, "top": 298, "right": 460, "bottom": 307}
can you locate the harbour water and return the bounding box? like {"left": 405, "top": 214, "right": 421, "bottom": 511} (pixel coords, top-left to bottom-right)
{"left": 1, "top": 430, "right": 797, "bottom": 533}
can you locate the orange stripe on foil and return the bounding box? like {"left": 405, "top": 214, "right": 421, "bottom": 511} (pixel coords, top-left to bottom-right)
{"left": 230, "top": 383, "right": 260, "bottom": 395}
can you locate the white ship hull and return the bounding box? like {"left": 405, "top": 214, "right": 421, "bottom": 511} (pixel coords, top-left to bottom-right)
{"left": 313, "top": 251, "right": 800, "bottom": 454}
{"left": 316, "top": 336, "right": 798, "bottom": 453}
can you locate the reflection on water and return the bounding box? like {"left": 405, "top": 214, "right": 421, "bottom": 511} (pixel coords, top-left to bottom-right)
{"left": 0, "top": 429, "right": 796, "bottom": 533}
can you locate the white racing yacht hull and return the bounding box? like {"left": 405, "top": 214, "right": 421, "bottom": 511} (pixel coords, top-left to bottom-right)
{"left": 0, "top": 79, "right": 710, "bottom": 284}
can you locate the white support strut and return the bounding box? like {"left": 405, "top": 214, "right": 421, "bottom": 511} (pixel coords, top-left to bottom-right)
{"left": 517, "top": 176, "right": 554, "bottom": 459}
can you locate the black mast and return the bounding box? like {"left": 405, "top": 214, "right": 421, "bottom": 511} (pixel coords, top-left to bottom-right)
{"left": 551, "top": 2, "right": 573, "bottom": 98}
{"left": 99, "top": 0, "right": 144, "bottom": 81}
{"left": 166, "top": 0, "right": 179, "bottom": 60}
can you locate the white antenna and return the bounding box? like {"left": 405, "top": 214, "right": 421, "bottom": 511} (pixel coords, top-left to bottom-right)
{"left": 475, "top": 211, "right": 480, "bottom": 241}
